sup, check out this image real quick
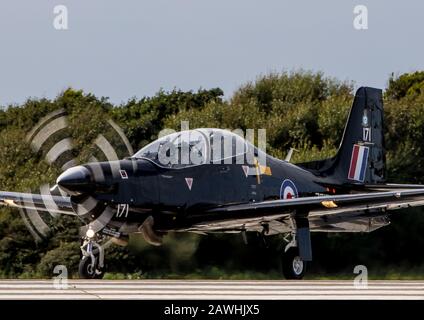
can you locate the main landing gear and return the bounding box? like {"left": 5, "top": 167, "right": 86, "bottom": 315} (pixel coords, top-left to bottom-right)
{"left": 282, "top": 246, "right": 306, "bottom": 280}
{"left": 280, "top": 229, "right": 309, "bottom": 280}
{"left": 79, "top": 228, "right": 105, "bottom": 279}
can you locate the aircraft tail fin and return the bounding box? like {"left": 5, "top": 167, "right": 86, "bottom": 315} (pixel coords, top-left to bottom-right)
{"left": 299, "top": 87, "right": 386, "bottom": 185}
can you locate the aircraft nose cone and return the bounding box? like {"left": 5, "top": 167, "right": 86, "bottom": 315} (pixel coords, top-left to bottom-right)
{"left": 57, "top": 166, "right": 92, "bottom": 195}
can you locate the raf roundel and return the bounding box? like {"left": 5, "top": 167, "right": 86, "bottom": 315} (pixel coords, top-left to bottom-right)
{"left": 280, "top": 179, "right": 299, "bottom": 200}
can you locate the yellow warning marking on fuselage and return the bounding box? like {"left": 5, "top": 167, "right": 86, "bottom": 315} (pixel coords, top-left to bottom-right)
{"left": 253, "top": 157, "right": 272, "bottom": 182}
{"left": 254, "top": 158, "right": 261, "bottom": 184}
{"left": 259, "top": 165, "right": 272, "bottom": 176}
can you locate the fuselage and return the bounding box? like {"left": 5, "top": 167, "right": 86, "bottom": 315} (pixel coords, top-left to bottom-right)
{"left": 55, "top": 128, "right": 356, "bottom": 232}
{"left": 58, "top": 154, "right": 336, "bottom": 230}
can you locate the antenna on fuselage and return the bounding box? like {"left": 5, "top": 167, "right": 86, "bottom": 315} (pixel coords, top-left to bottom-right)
{"left": 284, "top": 148, "right": 297, "bottom": 162}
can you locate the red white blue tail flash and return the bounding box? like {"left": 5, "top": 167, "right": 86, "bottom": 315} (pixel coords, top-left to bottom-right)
{"left": 348, "top": 144, "right": 369, "bottom": 182}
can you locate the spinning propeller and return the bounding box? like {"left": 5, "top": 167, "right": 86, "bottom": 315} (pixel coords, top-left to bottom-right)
{"left": 20, "top": 108, "right": 134, "bottom": 242}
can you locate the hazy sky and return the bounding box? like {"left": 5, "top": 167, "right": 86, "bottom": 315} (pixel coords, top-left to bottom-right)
{"left": 0, "top": 0, "right": 423, "bottom": 106}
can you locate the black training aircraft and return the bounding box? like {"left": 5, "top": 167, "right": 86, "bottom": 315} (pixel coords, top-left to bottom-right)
{"left": 1, "top": 87, "right": 424, "bottom": 279}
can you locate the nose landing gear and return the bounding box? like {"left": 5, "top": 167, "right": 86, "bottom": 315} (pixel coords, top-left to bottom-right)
{"left": 79, "top": 230, "right": 105, "bottom": 279}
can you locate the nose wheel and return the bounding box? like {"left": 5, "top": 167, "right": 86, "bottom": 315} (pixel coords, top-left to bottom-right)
{"left": 79, "top": 254, "right": 104, "bottom": 279}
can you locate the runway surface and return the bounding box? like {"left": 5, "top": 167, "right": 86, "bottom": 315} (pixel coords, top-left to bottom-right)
{"left": 0, "top": 280, "right": 424, "bottom": 299}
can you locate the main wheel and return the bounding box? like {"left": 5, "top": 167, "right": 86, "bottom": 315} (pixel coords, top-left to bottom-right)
{"left": 78, "top": 255, "right": 104, "bottom": 279}
{"left": 282, "top": 247, "right": 306, "bottom": 280}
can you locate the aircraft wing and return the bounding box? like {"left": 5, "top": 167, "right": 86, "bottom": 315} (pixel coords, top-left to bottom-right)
{"left": 0, "top": 191, "right": 75, "bottom": 215}
{"left": 206, "top": 188, "right": 424, "bottom": 214}
{"left": 184, "top": 188, "right": 424, "bottom": 234}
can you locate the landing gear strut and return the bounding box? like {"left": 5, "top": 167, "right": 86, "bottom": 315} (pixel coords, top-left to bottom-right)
{"left": 79, "top": 229, "right": 105, "bottom": 279}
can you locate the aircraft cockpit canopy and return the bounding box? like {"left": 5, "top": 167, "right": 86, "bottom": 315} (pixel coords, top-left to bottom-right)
{"left": 132, "top": 128, "right": 256, "bottom": 168}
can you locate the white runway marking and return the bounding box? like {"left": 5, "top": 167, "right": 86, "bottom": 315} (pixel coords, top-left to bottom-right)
{"left": 0, "top": 280, "right": 423, "bottom": 300}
